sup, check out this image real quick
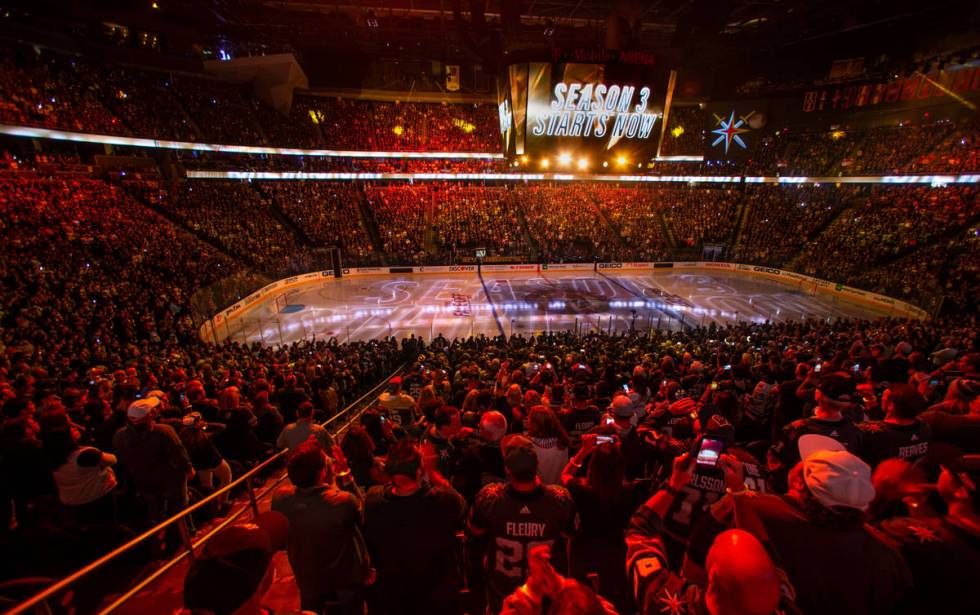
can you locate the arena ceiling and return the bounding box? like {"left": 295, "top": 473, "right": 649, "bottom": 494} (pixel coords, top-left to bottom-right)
{"left": 3, "top": 0, "right": 977, "bottom": 91}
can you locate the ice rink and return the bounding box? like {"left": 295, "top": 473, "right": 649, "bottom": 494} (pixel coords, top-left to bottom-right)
{"left": 212, "top": 269, "right": 900, "bottom": 346}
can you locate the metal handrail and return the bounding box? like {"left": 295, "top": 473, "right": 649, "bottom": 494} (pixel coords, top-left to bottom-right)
{"left": 7, "top": 363, "right": 406, "bottom": 615}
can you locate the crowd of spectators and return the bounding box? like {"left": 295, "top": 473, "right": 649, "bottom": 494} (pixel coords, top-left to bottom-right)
{"left": 592, "top": 186, "right": 671, "bottom": 261}
{"left": 2, "top": 165, "right": 963, "bottom": 319}
{"left": 906, "top": 117, "right": 980, "bottom": 174}
{"left": 0, "top": 42, "right": 499, "bottom": 153}
{"left": 257, "top": 97, "right": 325, "bottom": 150}
{"left": 855, "top": 226, "right": 980, "bottom": 317}
{"left": 733, "top": 185, "right": 859, "bottom": 264}
{"left": 430, "top": 185, "right": 529, "bottom": 260}
{"left": 0, "top": 44, "right": 127, "bottom": 135}
{"left": 174, "top": 317, "right": 980, "bottom": 614}
{"left": 3, "top": 36, "right": 980, "bottom": 614}
{"left": 835, "top": 122, "right": 953, "bottom": 175}
{"left": 0, "top": 172, "right": 405, "bottom": 607}
{"left": 263, "top": 182, "right": 377, "bottom": 264}
{"left": 774, "top": 128, "right": 857, "bottom": 175}
{"left": 520, "top": 185, "right": 630, "bottom": 262}
{"left": 98, "top": 66, "right": 199, "bottom": 142}
{"left": 792, "top": 186, "right": 978, "bottom": 290}
{"left": 309, "top": 97, "right": 500, "bottom": 152}
{"left": 364, "top": 184, "right": 431, "bottom": 264}
{"left": 149, "top": 180, "right": 320, "bottom": 277}
{"left": 0, "top": 177, "right": 234, "bottom": 360}
{"left": 124, "top": 177, "right": 980, "bottom": 319}
{"left": 171, "top": 77, "right": 270, "bottom": 146}
{"left": 661, "top": 187, "right": 742, "bottom": 247}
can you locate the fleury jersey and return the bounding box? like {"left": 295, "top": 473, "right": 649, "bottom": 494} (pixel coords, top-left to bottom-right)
{"left": 857, "top": 420, "right": 931, "bottom": 466}
{"left": 643, "top": 408, "right": 696, "bottom": 440}
{"left": 470, "top": 482, "right": 579, "bottom": 611}
{"left": 559, "top": 406, "right": 601, "bottom": 445}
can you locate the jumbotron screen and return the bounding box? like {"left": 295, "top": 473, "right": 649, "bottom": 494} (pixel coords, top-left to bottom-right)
{"left": 497, "top": 62, "right": 673, "bottom": 170}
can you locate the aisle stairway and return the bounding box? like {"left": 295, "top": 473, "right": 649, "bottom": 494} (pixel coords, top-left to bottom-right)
{"left": 657, "top": 210, "right": 676, "bottom": 250}
{"left": 594, "top": 201, "right": 631, "bottom": 256}
{"left": 511, "top": 191, "right": 544, "bottom": 260}
{"left": 783, "top": 190, "right": 872, "bottom": 272}
{"left": 354, "top": 184, "right": 389, "bottom": 266}
{"left": 729, "top": 194, "right": 751, "bottom": 248}
{"left": 121, "top": 182, "right": 246, "bottom": 267}
{"left": 249, "top": 182, "right": 318, "bottom": 247}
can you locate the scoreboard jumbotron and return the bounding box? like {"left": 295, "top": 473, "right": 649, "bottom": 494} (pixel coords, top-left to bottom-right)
{"left": 497, "top": 61, "right": 675, "bottom": 171}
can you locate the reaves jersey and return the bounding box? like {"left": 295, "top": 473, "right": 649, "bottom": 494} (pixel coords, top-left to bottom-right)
{"left": 469, "top": 482, "right": 578, "bottom": 611}
{"left": 857, "top": 419, "right": 931, "bottom": 466}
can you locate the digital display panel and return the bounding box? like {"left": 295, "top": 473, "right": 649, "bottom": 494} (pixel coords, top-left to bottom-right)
{"left": 499, "top": 62, "right": 672, "bottom": 168}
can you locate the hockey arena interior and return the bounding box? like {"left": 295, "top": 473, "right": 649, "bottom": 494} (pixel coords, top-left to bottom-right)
{"left": 1, "top": 1, "right": 979, "bottom": 614}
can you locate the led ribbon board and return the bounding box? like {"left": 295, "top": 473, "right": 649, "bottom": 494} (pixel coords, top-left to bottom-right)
{"left": 0, "top": 124, "right": 502, "bottom": 159}
{"left": 186, "top": 170, "right": 980, "bottom": 184}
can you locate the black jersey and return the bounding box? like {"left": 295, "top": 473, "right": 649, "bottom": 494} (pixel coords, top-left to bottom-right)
{"left": 774, "top": 416, "right": 863, "bottom": 466}
{"left": 643, "top": 407, "right": 697, "bottom": 440}
{"left": 469, "top": 482, "right": 578, "bottom": 612}
{"left": 879, "top": 516, "right": 980, "bottom": 614}
{"left": 857, "top": 419, "right": 931, "bottom": 466}
{"left": 661, "top": 448, "right": 767, "bottom": 546}
{"left": 559, "top": 405, "right": 601, "bottom": 445}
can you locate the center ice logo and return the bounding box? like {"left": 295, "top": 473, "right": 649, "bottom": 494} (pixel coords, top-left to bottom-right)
{"left": 448, "top": 293, "right": 472, "bottom": 317}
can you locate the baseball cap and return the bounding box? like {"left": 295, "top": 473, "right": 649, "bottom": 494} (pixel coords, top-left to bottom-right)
{"left": 951, "top": 378, "right": 979, "bottom": 401}
{"left": 183, "top": 511, "right": 288, "bottom": 615}
{"left": 797, "top": 434, "right": 845, "bottom": 460}
{"left": 501, "top": 434, "right": 539, "bottom": 475}
{"left": 930, "top": 444, "right": 980, "bottom": 493}
{"left": 389, "top": 376, "right": 403, "bottom": 386}
{"left": 609, "top": 395, "right": 635, "bottom": 417}
{"left": 703, "top": 415, "right": 735, "bottom": 442}
{"left": 817, "top": 372, "right": 857, "bottom": 402}
{"left": 942, "top": 452, "right": 980, "bottom": 508}
{"left": 127, "top": 397, "right": 161, "bottom": 422}
{"left": 145, "top": 389, "right": 166, "bottom": 400}
{"left": 668, "top": 397, "right": 697, "bottom": 417}
{"left": 803, "top": 450, "right": 875, "bottom": 512}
